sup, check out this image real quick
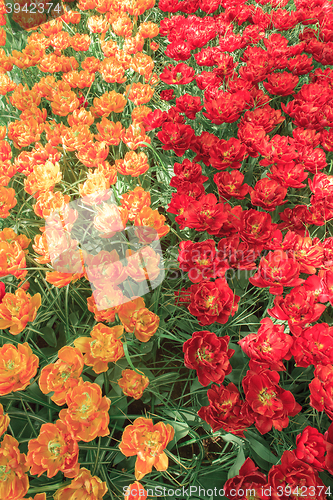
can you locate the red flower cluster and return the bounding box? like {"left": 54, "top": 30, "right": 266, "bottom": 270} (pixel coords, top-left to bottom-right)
{"left": 183, "top": 331, "right": 234, "bottom": 385}
{"left": 156, "top": 0, "right": 333, "bottom": 463}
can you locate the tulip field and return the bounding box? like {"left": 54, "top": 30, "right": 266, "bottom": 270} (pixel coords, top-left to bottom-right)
{"left": 2, "top": 0, "right": 333, "bottom": 498}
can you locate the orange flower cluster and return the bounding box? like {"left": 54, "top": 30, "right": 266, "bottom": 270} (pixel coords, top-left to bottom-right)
{"left": 0, "top": 343, "right": 39, "bottom": 395}
{"left": 26, "top": 419, "right": 79, "bottom": 478}
{"left": 119, "top": 417, "right": 175, "bottom": 480}
{"left": 59, "top": 380, "right": 110, "bottom": 442}
{"left": 0, "top": 288, "right": 41, "bottom": 335}
{"left": 118, "top": 297, "right": 160, "bottom": 342}
{"left": 0, "top": 402, "right": 9, "bottom": 437}
{"left": 0, "top": 228, "right": 30, "bottom": 280}
{"left": 0, "top": 434, "right": 29, "bottom": 499}
{"left": 53, "top": 468, "right": 107, "bottom": 500}
{"left": 124, "top": 482, "right": 148, "bottom": 500}
{"left": 39, "top": 346, "right": 84, "bottom": 405}
{"left": 74, "top": 323, "right": 125, "bottom": 373}
{"left": 118, "top": 369, "right": 149, "bottom": 399}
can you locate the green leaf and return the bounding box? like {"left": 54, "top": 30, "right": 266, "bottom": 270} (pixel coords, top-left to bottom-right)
{"left": 244, "top": 432, "right": 278, "bottom": 464}
{"left": 227, "top": 447, "right": 245, "bottom": 479}
{"left": 39, "top": 327, "right": 57, "bottom": 347}
{"left": 69, "top": 312, "right": 79, "bottom": 325}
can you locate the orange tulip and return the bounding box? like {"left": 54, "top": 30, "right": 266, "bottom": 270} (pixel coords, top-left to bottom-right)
{"left": 116, "top": 151, "right": 149, "bottom": 177}
{"left": 51, "top": 89, "right": 80, "bottom": 116}
{"left": 0, "top": 160, "right": 17, "bottom": 184}
{"left": 0, "top": 186, "right": 17, "bottom": 218}
{"left": 8, "top": 118, "right": 43, "bottom": 149}
{"left": 99, "top": 57, "right": 126, "bottom": 84}
{"left": 0, "top": 49, "right": 13, "bottom": 73}
{"left": 131, "top": 53, "right": 154, "bottom": 77}
{"left": 24, "top": 161, "right": 62, "bottom": 198}
{"left": 0, "top": 28, "right": 5, "bottom": 46}
{"left": 63, "top": 70, "right": 95, "bottom": 89}
{"left": 126, "top": 246, "right": 161, "bottom": 282}
{"left": 0, "top": 288, "right": 41, "bottom": 335}
{"left": 87, "top": 15, "right": 110, "bottom": 33}
{"left": 26, "top": 494, "right": 46, "bottom": 500}
{"left": 45, "top": 271, "right": 82, "bottom": 288}
{"left": 0, "top": 342, "right": 39, "bottom": 395}
{"left": 76, "top": 141, "right": 109, "bottom": 167}
{"left": 74, "top": 323, "right": 124, "bottom": 373}
{"left": 54, "top": 468, "right": 107, "bottom": 500}
{"left": 77, "top": 0, "right": 97, "bottom": 9}
{"left": 38, "top": 53, "right": 63, "bottom": 73}
{"left": 0, "top": 74, "right": 16, "bottom": 95}
{"left": 0, "top": 125, "right": 6, "bottom": 140}
{"left": 79, "top": 170, "right": 110, "bottom": 205}
{"left": 26, "top": 419, "right": 79, "bottom": 479}
{"left": 44, "top": 120, "right": 68, "bottom": 147}
{"left": 27, "top": 32, "right": 49, "bottom": 49}
{"left": 20, "top": 107, "right": 47, "bottom": 126}
{"left": 138, "top": 21, "right": 159, "bottom": 38}
{"left": 23, "top": 44, "right": 45, "bottom": 66}
{"left": 123, "top": 34, "right": 145, "bottom": 54}
{"left": 0, "top": 240, "right": 28, "bottom": 280}
{"left": 131, "top": 105, "right": 152, "bottom": 124}
{"left": 95, "top": 117, "right": 124, "bottom": 145}
{"left": 87, "top": 294, "right": 118, "bottom": 323}
{"left": 120, "top": 187, "right": 151, "bottom": 221}
{"left": 118, "top": 297, "right": 145, "bottom": 333}
{"left": 70, "top": 33, "right": 90, "bottom": 51}
{"left": 0, "top": 402, "right": 9, "bottom": 436}
{"left": 59, "top": 380, "right": 110, "bottom": 442}
{"left": 91, "top": 90, "right": 127, "bottom": 117}
{"left": 92, "top": 285, "right": 127, "bottom": 311}
{"left": 32, "top": 233, "right": 51, "bottom": 265}
{"left": 40, "top": 18, "right": 63, "bottom": 36}
{"left": 68, "top": 108, "right": 95, "bottom": 127}
{"left": 126, "top": 82, "right": 154, "bottom": 105}
{"left": 96, "top": 0, "right": 114, "bottom": 12}
{"left": 134, "top": 206, "right": 170, "bottom": 239}
{"left": 96, "top": 161, "right": 118, "bottom": 186}
{"left": 122, "top": 122, "right": 151, "bottom": 150}
{"left": 119, "top": 417, "right": 174, "bottom": 480}
{"left": 0, "top": 140, "right": 11, "bottom": 162}
{"left": 146, "top": 72, "right": 159, "bottom": 86}
{"left": 118, "top": 369, "right": 149, "bottom": 399}
{"left": 124, "top": 482, "right": 148, "bottom": 500}
{"left": 111, "top": 13, "right": 133, "bottom": 37}
{"left": 0, "top": 434, "right": 29, "bottom": 500}
{"left": 33, "top": 75, "right": 56, "bottom": 99}
{"left": 0, "top": 228, "right": 30, "bottom": 251}
{"left": 33, "top": 227, "right": 78, "bottom": 265}
{"left": 45, "top": 247, "right": 85, "bottom": 288}
{"left": 39, "top": 346, "right": 84, "bottom": 405}
{"left": 33, "top": 190, "right": 71, "bottom": 219}
{"left": 62, "top": 9, "right": 81, "bottom": 24}
{"left": 124, "top": 0, "right": 155, "bottom": 15}
{"left": 118, "top": 297, "right": 159, "bottom": 341}
{"left": 101, "top": 39, "right": 118, "bottom": 57}
{"left": 49, "top": 31, "right": 71, "bottom": 54}
{"left": 9, "top": 84, "right": 41, "bottom": 111}
{"left": 61, "top": 124, "right": 94, "bottom": 151}
{"left": 82, "top": 56, "right": 101, "bottom": 73}
{"left": 132, "top": 308, "right": 160, "bottom": 342}
{"left": 93, "top": 204, "right": 128, "bottom": 237}
{"left": 150, "top": 41, "right": 159, "bottom": 51}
